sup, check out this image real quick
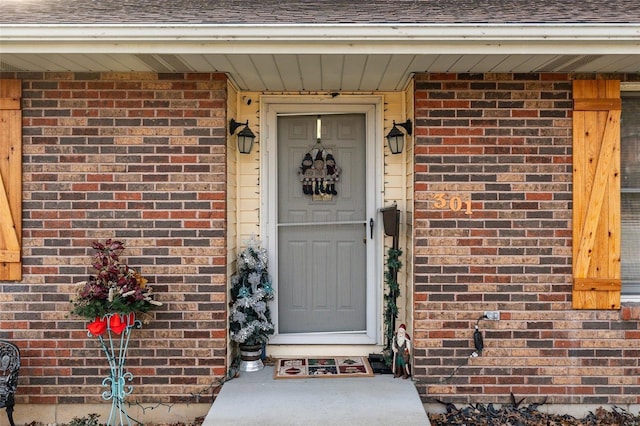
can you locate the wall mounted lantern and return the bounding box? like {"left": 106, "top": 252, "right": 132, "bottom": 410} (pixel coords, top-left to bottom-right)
{"left": 386, "top": 119, "right": 412, "bottom": 155}
{"left": 229, "top": 119, "right": 256, "bottom": 154}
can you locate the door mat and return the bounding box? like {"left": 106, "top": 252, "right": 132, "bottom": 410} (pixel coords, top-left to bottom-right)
{"left": 273, "top": 356, "right": 374, "bottom": 379}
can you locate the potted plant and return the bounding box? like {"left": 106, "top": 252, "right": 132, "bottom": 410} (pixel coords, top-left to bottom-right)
{"left": 69, "top": 239, "right": 162, "bottom": 425}
{"left": 229, "top": 237, "right": 275, "bottom": 371}
{"left": 70, "top": 239, "right": 162, "bottom": 332}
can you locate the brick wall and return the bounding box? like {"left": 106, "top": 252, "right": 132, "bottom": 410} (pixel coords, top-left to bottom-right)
{"left": 6, "top": 69, "right": 640, "bottom": 410}
{"left": 0, "top": 72, "right": 228, "bottom": 405}
{"left": 413, "top": 73, "right": 640, "bottom": 406}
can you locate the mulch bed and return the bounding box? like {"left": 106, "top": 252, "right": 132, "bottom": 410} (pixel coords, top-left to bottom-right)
{"left": 428, "top": 396, "right": 640, "bottom": 426}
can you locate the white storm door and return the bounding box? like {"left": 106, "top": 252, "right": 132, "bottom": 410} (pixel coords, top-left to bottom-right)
{"left": 275, "top": 113, "right": 373, "bottom": 343}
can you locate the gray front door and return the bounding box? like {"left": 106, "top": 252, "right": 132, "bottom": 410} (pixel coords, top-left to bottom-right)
{"left": 277, "top": 114, "right": 367, "bottom": 334}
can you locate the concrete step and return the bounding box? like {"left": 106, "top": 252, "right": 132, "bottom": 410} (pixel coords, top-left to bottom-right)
{"left": 203, "top": 365, "right": 430, "bottom": 426}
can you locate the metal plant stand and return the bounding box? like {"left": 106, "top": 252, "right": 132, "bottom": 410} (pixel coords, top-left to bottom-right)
{"left": 89, "top": 313, "right": 141, "bottom": 426}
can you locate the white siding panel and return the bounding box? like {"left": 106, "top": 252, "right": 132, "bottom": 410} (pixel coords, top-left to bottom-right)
{"left": 249, "top": 55, "right": 286, "bottom": 91}
{"left": 377, "top": 55, "right": 416, "bottom": 91}
{"left": 297, "top": 55, "right": 322, "bottom": 91}
{"left": 359, "top": 55, "right": 392, "bottom": 91}
{"left": 341, "top": 55, "right": 368, "bottom": 91}
{"left": 230, "top": 56, "right": 266, "bottom": 89}
{"left": 427, "top": 55, "right": 463, "bottom": 72}
{"left": 321, "top": 54, "right": 345, "bottom": 91}
{"left": 272, "top": 55, "right": 303, "bottom": 91}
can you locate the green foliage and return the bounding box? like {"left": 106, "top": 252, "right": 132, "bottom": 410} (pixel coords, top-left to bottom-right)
{"left": 383, "top": 247, "right": 402, "bottom": 364}
{"left": 70, "top": 239, "right": 162, "bottom": 320}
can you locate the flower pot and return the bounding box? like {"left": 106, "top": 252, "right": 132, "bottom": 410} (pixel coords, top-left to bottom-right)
{"left": 239, "top": 343, "right": 264, "bottom": 372}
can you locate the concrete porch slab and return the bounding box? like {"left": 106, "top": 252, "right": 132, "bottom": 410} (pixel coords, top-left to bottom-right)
{"left": 203, "top": 366, "right": 430, "bottom": 426}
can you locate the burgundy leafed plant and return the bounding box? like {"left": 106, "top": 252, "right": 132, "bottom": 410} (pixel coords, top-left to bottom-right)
{"left": 70, "top": 239, "right": 162, "bottom": 331}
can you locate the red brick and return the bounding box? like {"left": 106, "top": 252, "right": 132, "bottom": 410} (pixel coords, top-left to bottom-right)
{"left": 9, "top": 71, "right": 230, "bottom": 406}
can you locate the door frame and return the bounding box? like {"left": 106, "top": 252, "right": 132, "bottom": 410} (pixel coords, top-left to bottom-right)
{"left": 262, "top": 95, "right": 384, "bottom": 345}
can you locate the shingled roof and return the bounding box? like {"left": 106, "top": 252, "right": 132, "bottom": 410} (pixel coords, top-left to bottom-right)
{"left": 2, "top": 0, "right": 639, "bottom": 90}
{"left": 2, "top": 0, "right": 639, "bottom": 24}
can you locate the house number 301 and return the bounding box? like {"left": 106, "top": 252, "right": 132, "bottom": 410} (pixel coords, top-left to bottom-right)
{"left": 432, "top": 193, "right": 473, "bottom": 215}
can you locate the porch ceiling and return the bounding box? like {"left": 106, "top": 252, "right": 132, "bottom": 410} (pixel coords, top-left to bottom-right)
{"left": 3, "top": 52, "right": 640, "bottom": 92}
{"left": 5, "top": 53, "right": 640, "bottom": 92}
{"left": 2, "top": 24, "right": 640, "bottom": 91}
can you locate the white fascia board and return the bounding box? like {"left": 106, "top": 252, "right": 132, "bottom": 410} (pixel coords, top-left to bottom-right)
{"left": 1, "top": 23, "right": 639, "bottom": 55}
{"left": 1, "top": 23, "right": 640, "bottom": 41}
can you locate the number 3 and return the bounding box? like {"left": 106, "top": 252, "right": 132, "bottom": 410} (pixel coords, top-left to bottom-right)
{"left": 433, "top": 193, "right": 446, "bottom": 208}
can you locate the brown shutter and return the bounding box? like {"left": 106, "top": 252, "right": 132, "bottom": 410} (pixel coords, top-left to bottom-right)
{"left": 572, "top": 80, "right": 621, "bottom": 309}
{"left": 0, "top": 80, "right": 22, "bottom": 280}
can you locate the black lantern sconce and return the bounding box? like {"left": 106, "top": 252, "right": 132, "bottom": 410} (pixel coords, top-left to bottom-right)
{"left": 386, "top": 119, "right": 412, "bottom": 155}
{"left": 229, "top": 119, "right": 256, "bottom": 154}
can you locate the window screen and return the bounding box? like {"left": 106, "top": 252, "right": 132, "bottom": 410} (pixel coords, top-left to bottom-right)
{"left": 621, "top": 93, "right": 640, "bottom": 297}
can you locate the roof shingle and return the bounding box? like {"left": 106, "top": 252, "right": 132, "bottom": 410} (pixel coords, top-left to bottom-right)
{"left": 1, "top": 0, "right": 639, "bottom": 24}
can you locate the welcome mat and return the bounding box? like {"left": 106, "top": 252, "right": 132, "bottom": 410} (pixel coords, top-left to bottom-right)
{"left": 273, "top": 356, "right": 374, "bottom": 379}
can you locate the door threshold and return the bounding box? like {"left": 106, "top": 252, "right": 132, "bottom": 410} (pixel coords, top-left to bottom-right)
{"left": 269, "top": 330, "right": 377, "bottom": 345}
{"left": 266, "top": 344, "right": 384, "bottom": 358}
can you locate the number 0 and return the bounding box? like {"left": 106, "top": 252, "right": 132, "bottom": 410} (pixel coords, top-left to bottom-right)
{"left": 449, "top": 196, "right": 462, "bottom": 211}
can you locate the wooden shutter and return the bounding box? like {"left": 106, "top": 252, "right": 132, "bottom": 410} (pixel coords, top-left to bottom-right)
{"left": 0, "top": 80, "right": 22, "bottom": 280}
{"left": 572, "top": 80, "right": 621, "bottom": 309}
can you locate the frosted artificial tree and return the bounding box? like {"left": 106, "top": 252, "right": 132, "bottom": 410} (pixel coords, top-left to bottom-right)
{"left": 229, "top": 237, "right": 275, "bottom": 371}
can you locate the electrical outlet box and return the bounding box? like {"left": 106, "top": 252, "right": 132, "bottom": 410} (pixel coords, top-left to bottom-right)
{"left": 484, "top": 311, "right": 500, "bottom": 321}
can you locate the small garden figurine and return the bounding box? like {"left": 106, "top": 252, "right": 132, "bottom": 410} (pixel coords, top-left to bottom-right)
{"left": 392, "top": 323, "right": 411, "bottom": 379}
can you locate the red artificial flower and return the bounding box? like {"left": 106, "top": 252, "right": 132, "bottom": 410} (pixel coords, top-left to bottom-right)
{"left": 109, "top": 314, "right": 126, "bottom": 335}
{"left": 87, "top": 317, "right": 107, "bottom": 336}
